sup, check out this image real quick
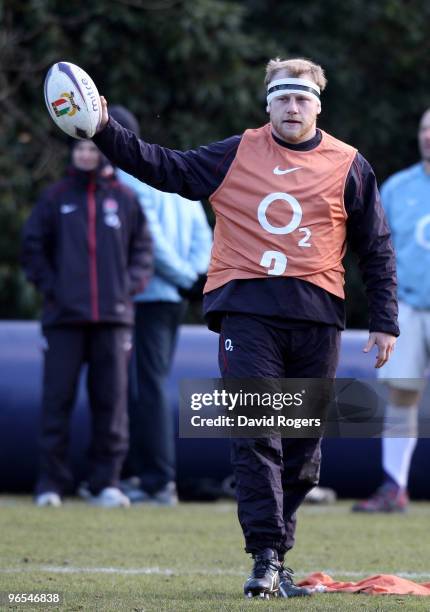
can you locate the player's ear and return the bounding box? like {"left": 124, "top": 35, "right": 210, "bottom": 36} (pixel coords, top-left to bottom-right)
{"left": 266, "top": 103, "right": 270, "bottom": 114}
{"left": 316, "top": 101, "right": 321, "bottom": 115}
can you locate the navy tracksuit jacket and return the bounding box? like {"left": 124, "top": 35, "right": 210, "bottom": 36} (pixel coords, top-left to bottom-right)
{"left": 21, "top": 164, "right": 153, "bottom": 496}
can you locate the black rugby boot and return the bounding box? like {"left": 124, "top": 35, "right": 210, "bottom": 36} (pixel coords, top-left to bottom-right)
{"left": 243, "top": 548, "right": 280, "bottom": 599}
{"left": 278, "top": 565, "right": 312, "bottom": 598}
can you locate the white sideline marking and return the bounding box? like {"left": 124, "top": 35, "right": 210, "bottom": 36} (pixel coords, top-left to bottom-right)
{"left": 0, "top": 566, "right": 244, "bottom": 576}
{"left": 1, "top": 566, "right": 430, "bottom": 580}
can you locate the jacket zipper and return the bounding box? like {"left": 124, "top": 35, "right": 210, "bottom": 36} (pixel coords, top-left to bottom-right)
{"left": 87, "top": 179, "right": 99, "bottom": 321}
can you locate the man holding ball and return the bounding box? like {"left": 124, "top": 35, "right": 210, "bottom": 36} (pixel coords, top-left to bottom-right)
{"left": 93, "top": 57, "right": 399, "bottom": 599}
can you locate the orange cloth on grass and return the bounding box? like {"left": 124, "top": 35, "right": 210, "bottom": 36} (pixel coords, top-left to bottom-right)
{"left": 298, "top": 572, "right": 430, "bottom": 596}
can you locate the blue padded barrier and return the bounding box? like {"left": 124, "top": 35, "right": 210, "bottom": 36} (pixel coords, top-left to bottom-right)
{"left": 0, "top": 322, "right": 428, "bottom": 498}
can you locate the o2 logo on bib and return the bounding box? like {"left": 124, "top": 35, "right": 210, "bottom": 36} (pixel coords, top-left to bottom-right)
{"left": 257, "top": 191, "right": 311, "bottom": 275}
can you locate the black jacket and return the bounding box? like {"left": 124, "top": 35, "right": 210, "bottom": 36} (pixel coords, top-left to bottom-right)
{"left": 22, "top": 165, "right": 153, "bottom": 327}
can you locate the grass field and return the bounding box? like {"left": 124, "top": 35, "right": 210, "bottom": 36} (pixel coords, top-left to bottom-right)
{"left": 0, "top": 497, "right": 429, "bottom": 611}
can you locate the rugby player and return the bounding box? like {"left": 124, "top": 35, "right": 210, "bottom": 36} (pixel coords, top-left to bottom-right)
{"left": 94, "top": 57, "right": 399, "bottom": 599}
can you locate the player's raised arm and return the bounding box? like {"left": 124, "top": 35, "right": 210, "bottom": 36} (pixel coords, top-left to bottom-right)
{"left": 93, "top": 96, "right": 240, "bottom": 201}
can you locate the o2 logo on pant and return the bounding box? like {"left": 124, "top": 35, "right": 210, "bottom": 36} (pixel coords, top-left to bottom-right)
{"left": 224, "top": 338, "right": 234, "bottom": 352}
{"left": 257, "top": 191, "right": 311, "bottom": 276}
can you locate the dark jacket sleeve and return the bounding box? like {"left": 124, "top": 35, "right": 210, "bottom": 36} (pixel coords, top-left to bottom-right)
{"left": 127, "top": 197, "right": 153, "bottom": 295}
{"left": 345, "top": 153, "right": 399, "bottom": 336}
{"left": 93, "top": 117, "right": 240, "bottom": 200}
{"left": 21, "top": 190, "right": 56, "bottom": 297}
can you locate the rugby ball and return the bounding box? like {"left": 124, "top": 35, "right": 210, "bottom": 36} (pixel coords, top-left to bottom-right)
{"left": 44, "top": 61, "right": 102, "bottom": 139}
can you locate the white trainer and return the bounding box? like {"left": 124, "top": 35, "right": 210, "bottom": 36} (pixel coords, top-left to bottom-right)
{"left": 35, "top": 492, "right": 62, "bottom": 507}
{"left": 304, "top": 486, "right": 337, "bottom": 504}
{"left": 88, "top": 487, "right": 130, "bottom": 508}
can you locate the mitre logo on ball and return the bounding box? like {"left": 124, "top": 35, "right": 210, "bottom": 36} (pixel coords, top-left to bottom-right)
{"left": 44, "top": 61, "right": 102, "bottom": 139}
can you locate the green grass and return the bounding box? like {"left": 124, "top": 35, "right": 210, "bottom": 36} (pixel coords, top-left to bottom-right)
{"left": 0, "top": 498, "right": 429, "bottom": 611}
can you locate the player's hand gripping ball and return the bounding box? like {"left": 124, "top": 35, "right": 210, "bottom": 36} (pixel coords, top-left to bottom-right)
{"left": 44, "top": 61, "right": 102, "bottom": 139}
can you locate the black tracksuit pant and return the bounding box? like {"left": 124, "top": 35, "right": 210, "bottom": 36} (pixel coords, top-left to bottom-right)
{"left": 36, "top": 324, "right": 130, "bottom": 496}
{"left": 218, "top": 313, "right": 340, "bottom": 557}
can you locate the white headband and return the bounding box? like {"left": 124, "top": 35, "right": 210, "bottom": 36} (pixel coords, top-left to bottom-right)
{"left": 266, "top": 78, "right": 321, "bottom": 104}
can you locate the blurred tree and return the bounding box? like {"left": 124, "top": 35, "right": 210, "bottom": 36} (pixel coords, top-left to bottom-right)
{"left": 241, "top": 0, "right": 430, "bottom": 178}
{"left": 0, "top": 0, "right": 264, "bottom": 319}
{"left": 1, "top": 0, "right": 429, "bottom": 325}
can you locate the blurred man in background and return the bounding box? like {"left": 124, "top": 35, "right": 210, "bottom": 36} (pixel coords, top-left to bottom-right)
{"left": 21, "top": 139, "right": 152, "bottom": 508}
{"left": 109, "top": 106, "right": 212, "bottom": 506}
{"left": 353, "top": 109, "right": 430, "bottom": 513}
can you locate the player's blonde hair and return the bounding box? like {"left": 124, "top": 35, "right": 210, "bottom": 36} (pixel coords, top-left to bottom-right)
{"left": 265, "top": 58, "right": 327, "bottom": 91}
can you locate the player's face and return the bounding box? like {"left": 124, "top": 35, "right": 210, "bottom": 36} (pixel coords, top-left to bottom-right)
{"left": 418, "top": 110, "right": 430, "bottom": 162}
{"left": 268, "top": 72, "right": 321, "bottom": 144}
{"left": 72, "top": 140, "right": 101, "bottom": 172}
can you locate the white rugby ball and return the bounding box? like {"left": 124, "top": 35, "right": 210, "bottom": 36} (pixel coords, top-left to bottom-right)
{"left": 44, "top": 61, "right": 102, "bottom": 139}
